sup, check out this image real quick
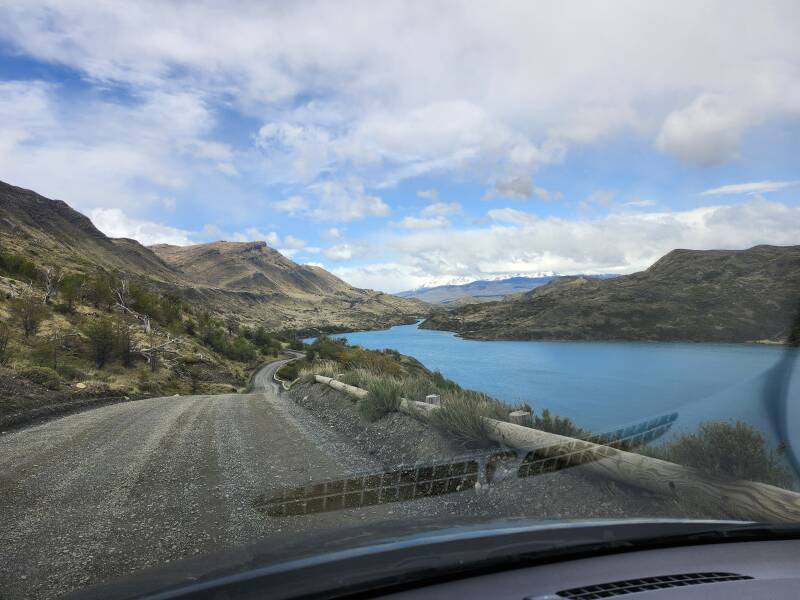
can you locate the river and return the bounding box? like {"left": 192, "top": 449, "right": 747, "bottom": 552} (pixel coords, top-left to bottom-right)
{"left": 325, "top": 322, "right": 799, "bottom": 451}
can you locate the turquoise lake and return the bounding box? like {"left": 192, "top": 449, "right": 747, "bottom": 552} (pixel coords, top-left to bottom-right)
{"left": 325, "top": 322, "right": 799, "bottom": 451}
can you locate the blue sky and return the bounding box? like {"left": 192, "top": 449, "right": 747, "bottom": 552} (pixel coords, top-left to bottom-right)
{"left": 0, "top": 1, "right": 799, "bottom": 292}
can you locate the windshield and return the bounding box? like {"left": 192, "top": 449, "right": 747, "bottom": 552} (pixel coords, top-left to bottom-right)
{"left": 1, "top": 2, "right": 799, "bottom": 599}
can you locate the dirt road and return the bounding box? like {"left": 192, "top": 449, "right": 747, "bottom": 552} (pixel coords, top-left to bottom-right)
{"left": 0, "top": 359, "right": 384, "bottom": 599}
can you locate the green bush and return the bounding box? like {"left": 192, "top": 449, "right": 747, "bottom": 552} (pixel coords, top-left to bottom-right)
{"left": 276, "top": 362, "right": 300, "bottom": 382}
{"left": 84, "top": 317, "right": 116, "bottom": 368}
{"left": 56, "top": 362, "right": 84, "bottom": 381}
{"left": 0, "top": 248, "right": 39, "bottom": 281}
{"left": 20, "top": 366, "right": 62, "bottom": 390}
{"left": 646, "top": 421, "right": 793, "bottom": 488}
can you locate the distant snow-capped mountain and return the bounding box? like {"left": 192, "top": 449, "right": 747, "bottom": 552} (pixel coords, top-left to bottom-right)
{"left": 398, "top": 273, "right": 616, "bottom": 305}
{"left": 411, "top": 272, "right": 556, "bottom": 291}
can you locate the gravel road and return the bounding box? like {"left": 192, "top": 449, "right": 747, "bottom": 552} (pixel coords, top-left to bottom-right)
{"left": 0, "top": 359, "right": 726, "bottom": 599}
{"left": 0, "top": 358, "right": 387, "bottom": 600}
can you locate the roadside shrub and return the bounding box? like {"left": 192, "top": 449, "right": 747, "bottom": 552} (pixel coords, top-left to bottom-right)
{"left": 533, "top": 408, "right": 588, "bottom": 438}
{"left": 276, "top": 361, "right": 300, "bottom": 382}
{"left": 427, "top": 390, "right": 509, "bottom": 448}
{"left": 20, "top": 366, "right": 62, "bottom": 390}
{"left": 646, "top": 421, "right": 793, "bottom": 488}
{"left": 359, "top": 378, "right": 402, "bottom": 422}
{"left": 55, "top": 362, "right": 84, "bottom": 381}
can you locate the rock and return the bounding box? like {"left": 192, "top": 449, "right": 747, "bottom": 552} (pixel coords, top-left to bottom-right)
{"left": 75, "top": 382, "right": 87, "bottom": 389}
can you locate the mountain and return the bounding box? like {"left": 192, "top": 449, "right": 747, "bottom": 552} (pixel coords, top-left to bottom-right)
{"left": 0, "top": 180, "right": 426, "bottom": 333}
{"left": 421, "top": 245, "right": 800, "bottom": 343}
{"left": 0, "top": 180, "right": 181, "bottom": 282}
{"left": 399, "top": 274, "right": 616, "bottom": 305}
{"left": 150, "top": 241, "right": 353, "bottom": 297}
{"left": 150, "top": 241, "right": 427, "bottom": 332}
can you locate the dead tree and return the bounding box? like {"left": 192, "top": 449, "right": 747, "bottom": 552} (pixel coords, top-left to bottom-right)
{"left": 112, "top": 275, "right": 151, "bottom": 333}
{"left": 40, "top": 266, "right": 64, "bottom": 305}
{"left": 137, "top": 332, "right": 178, "bottom": 372}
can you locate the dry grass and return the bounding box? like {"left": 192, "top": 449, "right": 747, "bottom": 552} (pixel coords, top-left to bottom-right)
{"left": 298, "top": 359, "right": 340, "bottom": 382}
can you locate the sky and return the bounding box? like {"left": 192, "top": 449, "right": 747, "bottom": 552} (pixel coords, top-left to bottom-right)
{"left": 0, "top": 1, "right": 799, "bottom": 293}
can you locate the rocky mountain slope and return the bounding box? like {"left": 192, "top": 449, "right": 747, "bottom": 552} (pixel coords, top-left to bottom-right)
{"left": 0, "top": 180, "right": 180, "bottom": 283}
{"left": 0, "top": 180, "right": 425, "bottom": 332}
{"left": 422, "top": 245, "right": 800, "bottom": 343}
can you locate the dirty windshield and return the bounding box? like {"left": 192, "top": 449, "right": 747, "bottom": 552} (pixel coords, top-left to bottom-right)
{"left": 1, "top": 2, "right": 799, "bottom": 599}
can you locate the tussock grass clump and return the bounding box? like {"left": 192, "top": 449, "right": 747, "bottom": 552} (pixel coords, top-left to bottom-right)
{"left": 427, "top": 390, "right": 510, "bottom": 448}
{"left": 358, "top": 377, "right": 403, "bottom": 422}
{"left": 339, "top": 367, "right": 383, "bottom": 390}
{"left": 645, "top": 421, "right": 793, "bottom": 488}
{"left": 397, "top": 374, "right": 440, "bottom": 403}
{"left": 298, "top": 359, "right": 339, "bottom": 382}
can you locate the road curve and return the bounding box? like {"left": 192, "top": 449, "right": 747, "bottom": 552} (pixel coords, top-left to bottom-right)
{"left": 0, "top": 358, "right": 381, "bottom": 600}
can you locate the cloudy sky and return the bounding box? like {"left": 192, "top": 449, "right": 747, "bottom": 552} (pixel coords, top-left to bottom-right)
{"left": 1, "top": 1, "right": 799, "bottom": 292}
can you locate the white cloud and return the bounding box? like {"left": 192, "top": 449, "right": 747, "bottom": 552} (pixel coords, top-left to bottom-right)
{"left": 624, "top": 198, "right": 657, "bottom": 207}
{"left": 321, "top": 227, "right": 343, "bottom": 241}
{"left": 324, "top": 243, "right": 367, "bottom": 261}
{"left": 579, "top": 190, "right": 616, "bottom": 210}
{"left": 272, "top": 196, "right": 309, "bottom": 215}
{"left": 282, "top": 234, "right": 307, "bottom": 249}
{"left": 416, "top": 189, "right": 439, "bottom": 200}
{"left": 421, "top": 202, "right": 462, "bottom": 216}
{"left": 90, "top": 208, "right": 194, "bottom": 246}
{"left": 396, "top": 216, "right": 449, "bottom": 229}
{"left": 486, "top": 176, "right": 534, "bottom": 200}
{"left": 309, "top": 179, "right": 390, "bottom": 222}
{"left": 700, "top": 180, "right": 800, "bottom": 196}
{"left": 1, "top": 2, "right": 799, "bottom": 201}
{"left": 656, "top": 93, "right": 749, "bottom": 166}
{"left": 0, "top": 79, "right": 233, "bottom": 213}
{"left": 256, "top": 122, "right": 331, "bottom": 182}
{"left": 231, "top": 228, "right": 280, "bottom": 246}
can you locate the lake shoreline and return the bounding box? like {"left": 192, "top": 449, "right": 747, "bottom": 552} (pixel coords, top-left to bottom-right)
{"left": 327, "top": 322, "right": 787, "bottom": 440}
